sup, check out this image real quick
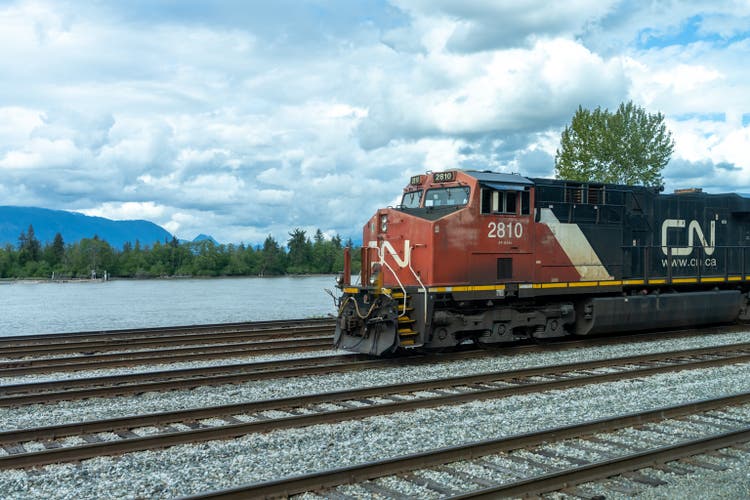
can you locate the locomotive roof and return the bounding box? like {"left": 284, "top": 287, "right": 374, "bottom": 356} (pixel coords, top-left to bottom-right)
{"left": 463, "top": 170, "right": 533, "bottom": 186}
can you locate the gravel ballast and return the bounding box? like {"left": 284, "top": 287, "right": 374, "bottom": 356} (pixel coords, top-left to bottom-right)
{"left": 2, "top": 357, "right": 750, "bottom": 498}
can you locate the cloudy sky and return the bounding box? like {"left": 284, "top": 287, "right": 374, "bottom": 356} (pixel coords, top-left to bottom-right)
{"left": 1, "top": 1, "right": 749, "bottom": 245}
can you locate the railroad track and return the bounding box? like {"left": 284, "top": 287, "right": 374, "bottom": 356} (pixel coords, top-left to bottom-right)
{"left": 0, "top": 317, "right": 336, "bottom": 358}
{"left": 183, "top": 393, "right": 750, "bottom": 499}
{"left": 0, "top": 336, "right": 334, "bottom": 376}
{"left": 0, "top": 321, "right": 742, "bottom": 379}
{"left": 3, "top": 331, "right": 748, "bottom": 408}
{"left": 1, "top": 342, "right": 749, "bottom": 469}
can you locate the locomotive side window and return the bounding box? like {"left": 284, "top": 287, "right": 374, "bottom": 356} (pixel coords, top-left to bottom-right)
{"left": 481, "top": 188, "right": 529, "bottom": 215}
{"left": 401, "top": 190, "right": 422, "bottom": 208}
{"left": 425, "top": 186, "right": 470, "bottom": 207}
{"left": 504, "top": 192, "right": 517, "bottom": 213}
{"left": 481, "top": 189, "right": 493, "bottom": 214}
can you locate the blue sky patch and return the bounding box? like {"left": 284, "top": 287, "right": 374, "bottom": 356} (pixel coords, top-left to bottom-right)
{"left": 674, "top": 112, "right": 726, "bottom": 122}
{"left": 637, "top": 15, "right": 749, "bottom": 49}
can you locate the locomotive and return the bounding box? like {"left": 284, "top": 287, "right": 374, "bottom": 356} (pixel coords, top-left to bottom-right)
{"left": 334, "top": 169, "right": 750, "bottom": 355}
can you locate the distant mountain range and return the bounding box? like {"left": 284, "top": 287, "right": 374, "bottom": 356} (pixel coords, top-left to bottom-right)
{"left": 0, "top": 206, "right": 174, "bottom": 249}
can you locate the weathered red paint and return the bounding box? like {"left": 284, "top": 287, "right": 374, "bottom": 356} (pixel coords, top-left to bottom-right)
{"left": 361, "top": 171, "right": 580, "bottom": 288}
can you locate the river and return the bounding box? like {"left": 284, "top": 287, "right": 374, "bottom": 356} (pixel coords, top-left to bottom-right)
{"left": 0, "top": 276, "right": 340, "bottom": 337}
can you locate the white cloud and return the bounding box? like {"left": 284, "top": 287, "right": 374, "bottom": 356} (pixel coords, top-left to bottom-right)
{"left": 0, "top": 107, "right": 45, "bottom": 144}
{"left": 80, "top": 201, "right": 167, "bottom": 221}
{"left": 0, "top": 137, "right": 84, "bottom": 169}
{"left": 0, "top": 0, "right": 749, "bottom": 243}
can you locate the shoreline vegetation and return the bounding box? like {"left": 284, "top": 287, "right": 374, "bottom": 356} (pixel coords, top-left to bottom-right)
{"left": 2, "top": 225, "right": 362, "bottom": 280}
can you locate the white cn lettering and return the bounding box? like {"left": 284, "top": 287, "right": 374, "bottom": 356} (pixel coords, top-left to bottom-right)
{"left": 368, "top": 240, "right": 411, "bottom": 268}
{"left": 661, "top": 219, "right": 715, "bottom": 256}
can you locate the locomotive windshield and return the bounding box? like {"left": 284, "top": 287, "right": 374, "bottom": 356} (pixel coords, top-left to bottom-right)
{"left": 401, "top": 190, "right": 422, "bottom": 208}
{"left": 424, "top": 186, "right": 470, "bottom": 207}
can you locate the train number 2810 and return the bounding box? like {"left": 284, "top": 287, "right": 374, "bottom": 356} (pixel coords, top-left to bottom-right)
{"left": 488, "top": 221, "right": 523, "bottom": 239}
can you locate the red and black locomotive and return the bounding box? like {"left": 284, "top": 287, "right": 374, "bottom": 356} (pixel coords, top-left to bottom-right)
{"left": 334, "top": 169, "right": 750, "bottom": 355}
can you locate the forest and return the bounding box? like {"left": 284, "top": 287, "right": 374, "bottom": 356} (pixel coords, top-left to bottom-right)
{"left": 0, "top": 225, "right": 362, "bottom": 279}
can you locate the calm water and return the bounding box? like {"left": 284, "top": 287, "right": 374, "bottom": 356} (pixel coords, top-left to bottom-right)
{"left": 0, "top": 276, "right": 340, "bottom": 337}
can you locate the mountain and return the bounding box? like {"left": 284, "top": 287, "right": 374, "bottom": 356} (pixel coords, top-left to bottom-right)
{"left": 192, "top": 234, "right": 219, "bottom": 244}
{"left": 0, "top": 206, "right": 173, "bottom": 249}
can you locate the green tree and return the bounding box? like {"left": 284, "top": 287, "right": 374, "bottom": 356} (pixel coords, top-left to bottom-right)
{"left": 0, "top": 244, "right": 16, "bottom": 278}
{"left": 555, "top": 101, "right": 674, "bottom": 186}
{"left": 41, "top": 233, "right": 66, "bottom": 278}
{"left": 287, "top": 228, "right": 312, "bottom": 274}
{"left": 259, "top": 235, "right": 286, "bottom": 275}
{"left": 67, "top": 237, "right": 115, "bottom": 278}
{"left": 18, "top": 224, "right": 41, "bottom": 264}
{"left": 49, "top": 233, "right": 65, "bottom": 267}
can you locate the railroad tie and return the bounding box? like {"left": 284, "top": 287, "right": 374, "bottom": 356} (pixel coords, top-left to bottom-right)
{"left": 563, "top": 441, "right": 619, "bottom": 459}
{"left": 433, "top": 465, "right": 496, "bottom": 488}
{"left": 532, "top": 447, "right": 589, "bottom": 466}
{"left": 686, "top": 416, "right": 742, "bottom": 431}
{"left": 399, "top": 472, "right": 461, "bottom": 496}
{"left": 650, "top": 461, "right": 695, "bottom": 475}
{"left": 357, "top": 480, "right": 410, "bottom": 499}
{"left": 501, "top": 452, "right": 561, "bottom": 472}
{"left": 586, "top": 436, "right": 644, "bottom": 452}
{"left": 468, "top": 458, "right": 521, "bottom": 479}
{"left": 622, "top": 471, "right": 668, "bottom": 487}
{"left": 679, "top": 457, "right": 728, "bottom": 471}
{"left": 559, "top": 486, "right": 606, "bottom": 499}
{"left": 604, "top": 479, "right": 643, "bottom": 495}
{"left": 2, "top": 444, "right": 25, "bottom": 455}
{"left": 313, "top": 488, "right": 358, "bottom": 500}
{"left": 115, "top": 430, "right": 140, "bottom": 439}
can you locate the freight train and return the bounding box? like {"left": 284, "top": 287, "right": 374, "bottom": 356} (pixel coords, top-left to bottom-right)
{"left": 334, "top": 169, "right": 750, "bottom": 355}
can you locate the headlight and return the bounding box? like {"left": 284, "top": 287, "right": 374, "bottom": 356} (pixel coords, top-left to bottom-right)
{"left": 380, "top": 214, "right": 387, "bottom": 232}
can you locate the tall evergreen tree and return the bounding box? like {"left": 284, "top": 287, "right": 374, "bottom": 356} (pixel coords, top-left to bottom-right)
{"left": 260, "top": 235, "right": 285, "bottom": 275}
{"left": 44, "top": 232, "right": 65, "bottom": 267}
{"left": 18, "top": 224, "right": 41, "bottom": 264}
{"left": 287, "top": 228, "right": 312, "bottom": 273}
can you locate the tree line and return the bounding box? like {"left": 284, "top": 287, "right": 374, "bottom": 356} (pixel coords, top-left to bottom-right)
{"left": 0, "top": 225, "right": 361, "bottom": 279}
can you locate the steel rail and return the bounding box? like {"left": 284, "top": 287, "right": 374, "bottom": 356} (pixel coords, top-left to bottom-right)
{"left": 0, "top": 325, "right": 334, "bottom": 357}
{"left": 0, "top": 336, "right": 334, "bottom": 376}
{"left": 1, "top": 341, "right": 749, "bottom": 407}
{"left": 1, "top": 348, "right": 750, "bottom": 468}
{"left": 0, "top": 317, "right": 336, "bottom": 346}
{"left": 180, "top": 392, "right": 750, "bottom": 499}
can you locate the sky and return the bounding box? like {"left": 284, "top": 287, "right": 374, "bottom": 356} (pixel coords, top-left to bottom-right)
{"left": 1, "top": 0, "right": 749, "bottom": 245}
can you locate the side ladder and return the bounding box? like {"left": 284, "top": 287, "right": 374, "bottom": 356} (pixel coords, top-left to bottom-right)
{"left": 393, "top": 291, "right": 419, "bottom": 347}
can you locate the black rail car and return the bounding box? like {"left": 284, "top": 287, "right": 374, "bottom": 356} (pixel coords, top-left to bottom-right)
{"left": 532, "top": 179, "right": 750, "bottom": 336}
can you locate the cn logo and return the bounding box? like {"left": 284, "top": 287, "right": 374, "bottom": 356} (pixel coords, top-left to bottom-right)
{"left": 661, "top": 219, "right": 715, "bottom": 256}
{"left": 368, "top": 240, "right": 412, "bottom": 268}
